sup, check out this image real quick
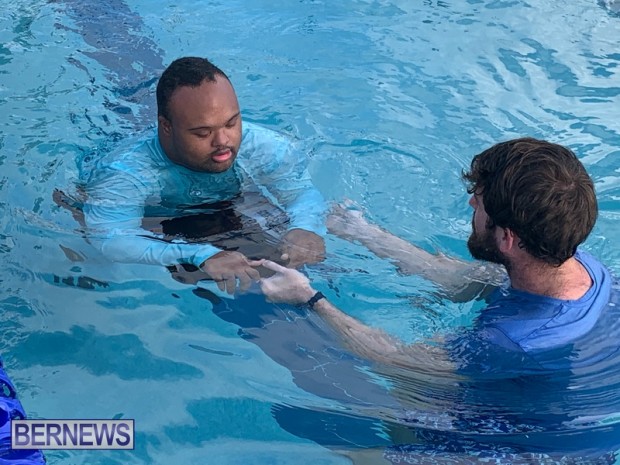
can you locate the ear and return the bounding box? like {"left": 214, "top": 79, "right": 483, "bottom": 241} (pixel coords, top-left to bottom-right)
{"left": 496, "top": 227, "right": 517, "bottom": 254}
{"left": 158, "top": 115, "right": 172, "bottom": 135}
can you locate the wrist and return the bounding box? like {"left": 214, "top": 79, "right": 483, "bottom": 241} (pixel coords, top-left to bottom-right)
{"left": 300, "top": 287, "right": 316, "bottom": 303}
{"left": 193, "top": 246, "right": 221, "bottom": 269}
{"left": 305, "top": 290, "right": 325, "bottom": 309}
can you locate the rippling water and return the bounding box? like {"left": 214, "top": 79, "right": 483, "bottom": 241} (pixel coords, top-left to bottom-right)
{"left": 1, "top": 0, "right": 619, "bottom": 464}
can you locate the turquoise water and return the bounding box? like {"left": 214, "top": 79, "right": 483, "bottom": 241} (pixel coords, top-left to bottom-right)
{"left": 1, "top": 0, "right": 620, "bottom": 464}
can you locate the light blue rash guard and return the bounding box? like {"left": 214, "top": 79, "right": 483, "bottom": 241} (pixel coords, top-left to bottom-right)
{"left": 82, "top": 122, "right": 327, "bottom": 268}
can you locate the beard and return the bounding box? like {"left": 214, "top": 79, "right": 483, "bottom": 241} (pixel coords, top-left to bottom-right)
{"left": 467, "top": 225, "right": 507, "bottom": 266}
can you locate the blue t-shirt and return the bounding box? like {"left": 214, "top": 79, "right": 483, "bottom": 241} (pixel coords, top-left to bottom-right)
{"left": 447, "top": 250, "right": 616, "bottom": 376}
{"left": 81, "top": 121, "right": 327, "bottom": 267}
{"left": 385, "top": 251, "right": 620, "bottom": 463}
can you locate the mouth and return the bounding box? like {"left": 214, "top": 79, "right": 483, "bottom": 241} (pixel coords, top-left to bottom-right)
{"left": 210, "top": 148, "right": 234, "bottom": 164}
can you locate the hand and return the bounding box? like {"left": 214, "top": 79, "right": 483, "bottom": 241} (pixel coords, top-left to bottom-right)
{"left": 259, "top": 260, "right": 316, "bottom": 305}
{"left": 279, "top": 228, "right": 326, "bottom": 269}
{"left": 200, "top": 251, "right": 262, "bottom": 295}
{"left": 326, "top": 201, "right": 369, "bottom": 240}
{"left": 168, "top": 264, "right": 211, "bottom": 285}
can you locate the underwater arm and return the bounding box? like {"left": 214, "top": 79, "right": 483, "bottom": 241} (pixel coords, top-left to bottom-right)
{"left": 259, "top": 260, "right": 455, "bottom": 373}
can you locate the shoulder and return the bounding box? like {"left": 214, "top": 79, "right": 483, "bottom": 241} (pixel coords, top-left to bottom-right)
{"left": 242, "top": 120, "right": 277, "bottom": 137}
{"left": 241, "top": 121, "right": 294, "bottom": 149}
{"left": 571, "top": 249, "right": 613, "bottom": 325}
{"left": 238, "top": 121, "right": 300, "bottom": 170}
{"left": 575, "top": 249, "right": 612, "bottom": 290}
{"left": 86, "top": 129, "right": 163, "bottom": 189}
{"left": 482, "top": 257, "right": 614, "bottom": 354}
{"left": 96, "top": 129, "right": 158, "bottom": 165}
{"left": 575, "top": 249, "right": 605, "bottom": 272}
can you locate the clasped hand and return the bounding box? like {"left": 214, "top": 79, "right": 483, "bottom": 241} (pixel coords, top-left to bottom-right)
{"left": 200, "top": 252, "right": 321, "bottom": 300}
{"left": 199, "top": 229, "right": 324, "bottom": 295}
{"left": 278, "top": 228, "right": 325, "bottom": 269}
{"left": 200, "top": 250, "right": 263, "bottom": 295}
{"left": 202, "top": 254, "right": 315, "bottom": 304}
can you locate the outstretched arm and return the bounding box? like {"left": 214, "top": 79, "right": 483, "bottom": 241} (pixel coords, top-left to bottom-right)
{"left": 259, "top": 260, "right": 455, "bottom": 373}
{"left": 327, "top": 204, "right": 504, "bottom": 302}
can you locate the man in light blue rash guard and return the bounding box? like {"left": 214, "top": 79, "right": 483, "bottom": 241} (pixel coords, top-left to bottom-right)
{"left": 82, "top": 56, "right": 326, "bottom": 294}
{"left": 257, "top": 138, "right": 620, "bottom": 463}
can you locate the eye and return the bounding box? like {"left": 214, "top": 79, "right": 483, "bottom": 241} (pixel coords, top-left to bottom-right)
{"left": 194, "top": 131, "right": 212, "bottom": 138}
{"left": 225, "top": 118, "right": 238, "bottom": 128}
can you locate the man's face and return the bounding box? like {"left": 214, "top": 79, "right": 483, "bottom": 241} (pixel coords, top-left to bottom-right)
{"left": 158, "top": 76, "right": 242, "bottom": 173}
{"left": 467, "top": 193, "right": 506, "bottom": 265}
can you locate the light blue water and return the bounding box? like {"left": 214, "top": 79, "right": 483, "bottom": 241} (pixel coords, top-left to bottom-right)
{"left": 1, "top": 0, "right": 619, "bottom": 464}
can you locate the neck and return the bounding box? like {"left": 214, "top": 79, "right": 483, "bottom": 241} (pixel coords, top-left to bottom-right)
{"left": 507, "top": 255, "right": 592, "bottom": 300}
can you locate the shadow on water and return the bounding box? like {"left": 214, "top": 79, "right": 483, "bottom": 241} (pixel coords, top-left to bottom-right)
{"left": 18, "top": 325, "right": 202, "bottom": 381}
{"left": 52, "top": 0, "right": 165, "bottom": 129}
{"left": 45, "top": 0, "right": 620, "bottom": 463}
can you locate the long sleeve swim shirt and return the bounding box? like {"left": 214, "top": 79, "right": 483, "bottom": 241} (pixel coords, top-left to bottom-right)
{"left": 82, "top": 122, "right": 327, "bottom": 268}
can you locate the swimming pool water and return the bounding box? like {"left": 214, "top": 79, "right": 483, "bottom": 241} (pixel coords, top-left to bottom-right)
{"left": 1, "top": 0, "right": 619, "bottom": 464}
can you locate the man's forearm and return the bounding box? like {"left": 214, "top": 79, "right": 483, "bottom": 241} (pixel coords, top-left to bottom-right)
{"left": 311, "top": 297, "right": 454, "bottom": 373}
{"left": 259, "top": 259, "right": 455, "bottom": 372}
{"left": 327, "top": 208, "right": 504, "bottom": 301}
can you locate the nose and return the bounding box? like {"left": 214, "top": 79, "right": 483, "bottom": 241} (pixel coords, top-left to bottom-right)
{"left": 212, "top": 128, "right": 230, "bottom": 147}
{"left": 468, "top": 195, "right": 475, "bottom": 208}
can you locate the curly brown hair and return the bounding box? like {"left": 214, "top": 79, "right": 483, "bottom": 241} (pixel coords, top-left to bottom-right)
{"left": 462, "top": 138, "right": 598, "bottom": 266}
